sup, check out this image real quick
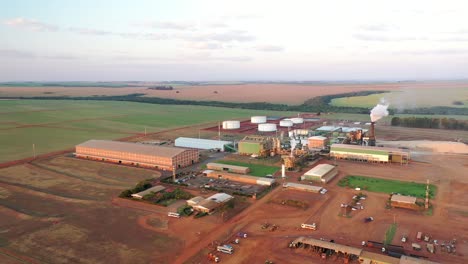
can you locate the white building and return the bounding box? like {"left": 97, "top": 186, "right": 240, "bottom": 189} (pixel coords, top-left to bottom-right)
{"left": 131, "top": 185, "right": 165, "bottom": 199}
{"left": 174, "top": 137, "right": 232, "bottom": 151}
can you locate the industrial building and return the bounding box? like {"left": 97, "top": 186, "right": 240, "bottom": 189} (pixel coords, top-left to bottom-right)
{"left": 308, "top": 136, "right": 329, "bottom": 149}
{"left": 330, "top": 144, "right": 410, "bottom": 164}
{"left": 301, "top": 164, "right": 338, "bottom": 183}
{"left": 188, "top": 193, "right": 234, "bottom": 213}
{"left": 75, "top": 139, "right": 199, "bottom": 171}
{"left": 290, "top": 237, "right": 440, "bottom": 264}
{"left": 390, "top": 194, "right": 418, "bottom": 210}
{"left": 206, "top": 162, "right": 250, "bottom": 174}
{"left": 131, "top": 185, "right": 165, "bottom": 199}
{"left": 282, "top": 182, "right": 323, "bottom": 193}
{"left": 238, "top": 135, "right": 279, "bottom": 157}
{"left": 204, "top": 170, "right": 276, "bottom": 186}
{"left": 174, "top": 137, "right": 232, "bottom": 152}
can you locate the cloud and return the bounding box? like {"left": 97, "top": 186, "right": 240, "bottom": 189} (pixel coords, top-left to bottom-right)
{"left": 205, "top": 22, "right": 229, "bottom": 28}
{"left": 68, "top": 27, "right": 113, "bottom": 36}
{"left": 0, "top": 49, "right": 36, "bottom": 58}
{"left": 353, "top": 33, "right": 426, "bottom": 42}
{"left": 4, "top": 17, "right": 59, "bottom": 31}
{"left": 189, "top": 30, "right": 255, "bottom": 42}
{"left": 0, "top": 49, "right": 79, "bottom": 60}
{"left": 255, "top": 45, "right": 284, "bottom": 52}
{"left": 189, "top": 42, "right": 224, "bottom": 50}
{"left": 359, "top": 24, "right": 398, "bottom": 32}
{"left": 140, "top": 21, "right": 196, "bottom": 31}
{"left": 394, "top": 49, "right": 468, "bottom": 55}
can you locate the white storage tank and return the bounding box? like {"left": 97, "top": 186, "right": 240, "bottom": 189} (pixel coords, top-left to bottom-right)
{"left": 291, "top": 117, "right": 304, "bottom": 124}
{"left": 251, "top": 116, "right": 267, "bottom": 124}
{"left": 279, "top": 120, "right": 294, "bottom": 127}
{"left": 258, "top": 123, "right": 277, "bottom": 132}
{"left": 222, "top": 120, "right": 240, "bottom": 130}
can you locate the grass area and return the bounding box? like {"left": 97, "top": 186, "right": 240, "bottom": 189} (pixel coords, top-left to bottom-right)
{"left": 337, "top": 175, "right": 436, "bottom": 198}
{"left": 0, "top": 100, "right": 296, "bottom": 162}
{"left": 384, "top": 223, "right": 397, "bottom": 245}
{"left": 214, "top": 160, "right": 279, "bottom": 177}
{"left": 330, "top": 88, "right": 468, "bottom": 108}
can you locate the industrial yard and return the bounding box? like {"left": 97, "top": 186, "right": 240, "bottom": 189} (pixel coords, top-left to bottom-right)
{"left": 0, "top": 100, "right": 467, "bottom": 264}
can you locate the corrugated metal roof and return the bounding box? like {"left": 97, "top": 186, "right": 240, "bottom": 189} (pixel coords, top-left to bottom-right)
{"left": 316, "top": 126, "right": 341, "bottom": 131}
{"left": 195, "top": 199, "right": 219, "bottom": 210}
{"left": 175, "top": 137, "right": 231, "bottom": 150}
{"left": 331, "top": 144, "right": 409, "bottom": 154}
{"left": 283, "top": 182, "right": 322, "bottom": 192}
{"left": 304, "top": 164, "right": 336, "bottom": 177}
{"left": 207, "top": 193, "right": 234, "bottom": 203}
{"left": 77, "top": 140, "right": 190, "bottom": 158}
{"left": 207, "top": 163, "right": 249, "bottom": 171}
{"left": 391, "top": 195, "right": 417, "bottom": 204}
{"left": 187, "top": 196, "right": 205, "bottom": 205}
{"left": 292, "top": 237, "right": 362, "bottom": 256}
{"left": 132, "top": 185, "right": 165, "bottom": 197}
{"left": 206, "top": 171, "right": 275, "bottom": 185}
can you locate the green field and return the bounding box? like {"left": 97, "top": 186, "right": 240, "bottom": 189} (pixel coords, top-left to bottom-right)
{"left": 337, "top": 175, "right": 436, "bottom": 198}
{"left": 0, "top": 100, "right": 295, "bottom": 162}
{"left": 214, "top": 160, "right": 279, "bottom": 177}
{"left": 330, "top": 88, "right": 468, "bottom": 108}
{"left": 384, "top": 223, "right": 397, "bottom": 245}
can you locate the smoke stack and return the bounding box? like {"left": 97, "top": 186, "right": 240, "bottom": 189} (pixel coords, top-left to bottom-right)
{"left": 282, "top": 164, "right": 286, "bottom": 178}
{"left": 368, "top": 122, "right": 376, "bottom": 146}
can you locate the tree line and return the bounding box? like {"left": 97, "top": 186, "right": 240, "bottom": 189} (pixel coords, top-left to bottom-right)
{"left": 391, "top": 117, "right": 468, "bottom": 130}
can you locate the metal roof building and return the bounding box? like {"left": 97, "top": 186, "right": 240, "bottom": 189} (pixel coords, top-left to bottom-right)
{"left": 391, "top": 195, "right": 417, "bottom": 204}
{"left": 131, "top": 185, "right": 165, "bottom": 199}
{"left": 330, "top": 144, "right": 410, "bottom": 164}
{"left": 75, "top": 139, "right": 199, "bottom": 171}
{"left": 282, "top": 182, "right": 323, "bottom": 193}
{"left": 206, "top": 162, "right": 250, "bottom": 174}
{"left": 174, "top": 137, "right": 232, "bottom": 151}
{"left": 207, "top": 193, "right": 234, "bottom": 203}
{"left": 204, "top": 171, "right": 276, "bottom": 186}
{"left": 301, "top": 164, "right": 338, "bottom": 183}
{"left": 291, "top": 237, "right": 362, "bottom": 256}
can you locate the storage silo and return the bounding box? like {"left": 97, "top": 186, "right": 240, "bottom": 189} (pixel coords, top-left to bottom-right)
{"left": 291, "top": 117, "right": 304, "bottom": 124}
{"left": 258, "top": 123, "right": 277, "bottom": 132}
{"left": 251, "top": 116, "right": 267, "bottom": 124}
{"left": 279, "top": 120, "right": 294, "bottom": 127}
{"left": 222, "top": 120, "right": 241, "bottom": 130}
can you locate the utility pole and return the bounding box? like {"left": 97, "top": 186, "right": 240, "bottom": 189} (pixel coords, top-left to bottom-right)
{"left": 172, "top": 165, "right": 177, "bottom": 182}
{"left": 218, "top": 121, "right": 221, "bottom": 141}
{"left": 32, "top": 143, "right": 36, "bottom": 159}
{"left": 144, "top": 126, "right": 147, "bottom": 136}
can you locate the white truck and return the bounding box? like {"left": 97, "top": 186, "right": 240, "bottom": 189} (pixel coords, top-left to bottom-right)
{"left": 301, "top": 223, "right": 317, "bottom": 230}
{"left": 217, "top": 245, "right": 234, "bottom": 254}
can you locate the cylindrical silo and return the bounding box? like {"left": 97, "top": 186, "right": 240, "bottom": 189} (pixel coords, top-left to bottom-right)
{"left": 291, "top": 117, "right": 304, "bottom": 124}
{"left": 279, "top": 120, "right": 294, "bottom": 127}
{"left": 251, "top": 116, "right": 267, "bottom": 124}
{"left": 258, "top": 123, "right": 277, "bottom": 132}
{"left": 222, "top": 120, "right": 241, "bottom": 130}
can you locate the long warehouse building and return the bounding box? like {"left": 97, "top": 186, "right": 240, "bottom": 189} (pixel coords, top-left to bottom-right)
{"left": 174, "top": 137, "right": 232, "bottom": 152}
{"left": 330, "top": 144, "right": 410, "bottom": 164}
{"left": 75, "top": 139, "right": 199, "bottom": 171}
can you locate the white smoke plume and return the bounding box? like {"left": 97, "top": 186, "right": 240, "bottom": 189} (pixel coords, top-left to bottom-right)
{"left": 370, "top": 99, "right": 389, "bottom": 122}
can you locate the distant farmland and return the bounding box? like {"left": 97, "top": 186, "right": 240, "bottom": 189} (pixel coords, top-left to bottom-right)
{"left": 0, "top": 100, "right": 295, "bottom": 163}
{"left": 1, "top": 81, "right": 467, "bottom": 105}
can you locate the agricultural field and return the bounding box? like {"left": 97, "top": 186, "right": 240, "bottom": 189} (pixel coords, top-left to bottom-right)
{"left": 0, "top": 100, "right": 295, "bottom": 162}
{"left": 1, "top": 81, "right": 467, "bottom": 105}
{"left": 213, "top": 160, "right": 279, "bottom": 177}
{"left": 331, "top": 86, "right": 468, "bottom": 108}
{"left": 0, "top": 156, "right": 183, "bottom": 264}
{"left": 337, "top": 175, "right": 436, "bottom": 198}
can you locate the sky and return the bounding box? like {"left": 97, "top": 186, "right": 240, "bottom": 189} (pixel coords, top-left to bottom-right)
{"left": 1, "top": 0, "right": 468, "bottom": 81}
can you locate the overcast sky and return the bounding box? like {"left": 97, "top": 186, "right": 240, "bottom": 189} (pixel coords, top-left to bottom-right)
{"left": 1, "top": 0, "right": 468, "bottom": 81}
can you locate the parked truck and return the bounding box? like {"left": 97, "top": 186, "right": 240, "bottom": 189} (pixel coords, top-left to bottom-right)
{"left": 301, "top": 223, "right": 317, "bottom": 230}
{"left": 412, "top": 243, "right": 422, "bottom": 251}
{"left": 427, "top": 243, "right": 435, "bottom": 253}
{"left": 217, "top": 245, "right": 234, "bottom": 254}
{"left": 416, "top": 232, "right": 423, "bottom": 241}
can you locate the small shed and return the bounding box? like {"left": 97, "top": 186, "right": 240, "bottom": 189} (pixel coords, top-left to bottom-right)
{"left": 131, "top": 185, "right": 165, "bottom": 199}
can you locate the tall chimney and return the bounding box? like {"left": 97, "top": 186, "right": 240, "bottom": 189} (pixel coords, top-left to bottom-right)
{"left": 368, "top": 122, "right": 376, "bottom": 146}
